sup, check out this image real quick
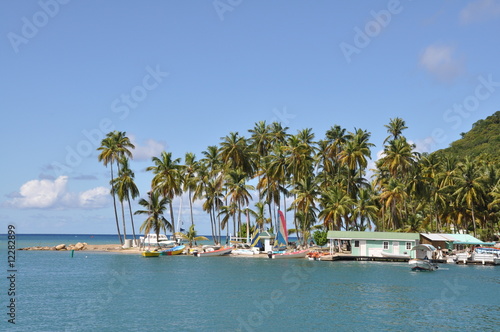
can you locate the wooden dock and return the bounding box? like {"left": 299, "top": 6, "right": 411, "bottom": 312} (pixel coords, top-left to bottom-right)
{"left": 454, "top": 260, "right": 498, "bottom": 266}
{"left": 320, "top": 254, "right": 447, "bottom": 264}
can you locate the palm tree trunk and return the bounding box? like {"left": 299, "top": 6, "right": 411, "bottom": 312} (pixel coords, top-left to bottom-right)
{"left": 471, "top": 204, "right": 477, "bottom": 237}
{"left": 216, "top": 201, "right": 221, "bottom": 245}
{"left": 110, "top": 165, "right": 123, "bottom": 245}
{"left": 238, "top": 201, "right": 242, "bottom": 236}
{"left": 268, "top": 200, "right": 273, "bottom": 230}
{"left": 189, "top": 189, "right": 194, "bottom": 227}
{"left": 169, "top": 200, "right": 176, "bottom": 240}
{"left": 120, "top": 200, "right": 127, "bottom": 243}
{"left": 127, "top": 196, "right": 137, "bottom": 245}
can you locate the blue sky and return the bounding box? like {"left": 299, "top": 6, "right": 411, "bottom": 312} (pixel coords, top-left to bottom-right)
{"left": 1, "top": 0, "right": 500, "bottom": 235}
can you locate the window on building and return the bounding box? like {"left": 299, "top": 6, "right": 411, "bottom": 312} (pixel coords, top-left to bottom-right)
{"left": 406, "top": 242, "right": 412, "bottom": 250}
{"left": 383, "top": 241, "right": 389, "bottom": 250}
{"left": 354, "top": 240, "right": 360, "bottom": 248}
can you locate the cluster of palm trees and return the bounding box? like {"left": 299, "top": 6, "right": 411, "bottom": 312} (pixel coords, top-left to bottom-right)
{"left": 97, "top": 131, "right": 138, "bottom": 245}
{"left": 98, "top": 119, "right": 500, "bottom": 246}
{"left": 374, "top": 118, "right": 500, "bottom": 240}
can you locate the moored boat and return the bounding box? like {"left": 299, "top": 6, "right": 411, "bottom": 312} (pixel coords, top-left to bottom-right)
{"left": 194, "top": 247, "right": 232, "bottom": 257}
{"left": 161, "top": 245, "right": 185, "bottom": 256}
{"left": 380, "top": 251, "right": 410, "bottom": 259}
{"left": 455, "top": 247, "right": 500, "bottom": 265}
{"left": 409, "top": 244, "right": 438, "bottom": 271}
{"left": 409, "top": 258, "right": 438, "bottom": 271}
{"left": 232, "top": 247, "right": 260, "bottom": 256}
{"left": 307, "top": 251, "right": 324, "bottom": 261}
{"left": 269, "top": 249, "right": 309, "bottom": 259}
{"left": 142, "top": 250, "right": 160, "bottom": 257}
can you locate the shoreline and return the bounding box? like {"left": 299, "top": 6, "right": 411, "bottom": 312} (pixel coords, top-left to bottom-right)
{"left": 17, "top": 244, "right": 325, "bottom": 258}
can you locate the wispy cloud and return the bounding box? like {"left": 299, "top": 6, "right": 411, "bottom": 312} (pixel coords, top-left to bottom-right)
{"left": 130, "top": 135, "right": 166, "bottom": 161}
{"left": 459, "top": 0, "right": 500, "bottom": 24}
{"left": 5, "top": 176, "right": 109, "bottom": 209}
{"left": 419, "top": 44, "right": 465, "bottom": 83}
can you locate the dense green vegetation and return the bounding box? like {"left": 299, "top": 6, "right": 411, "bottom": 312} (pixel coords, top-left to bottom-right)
{"left": 435, "top": 111, "right": 500, "bottom": 161}
{"left": 98, "top": 113, "right": 500, "bottom": 246}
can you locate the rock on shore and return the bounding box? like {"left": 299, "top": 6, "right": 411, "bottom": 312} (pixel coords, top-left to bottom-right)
{"left": 19, "top": 242, "right": 88, "bottom": 251}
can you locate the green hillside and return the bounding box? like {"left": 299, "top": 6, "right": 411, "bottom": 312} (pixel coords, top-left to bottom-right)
{"left": 434, "top": 110, "right": 500, "bottom": 161}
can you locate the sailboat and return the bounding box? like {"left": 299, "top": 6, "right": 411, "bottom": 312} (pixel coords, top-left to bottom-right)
{"left": 268, "top": 210, "right": 308, "bottom": 259}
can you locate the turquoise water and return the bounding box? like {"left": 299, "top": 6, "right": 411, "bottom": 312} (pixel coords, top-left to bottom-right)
{"left": 1, "top": 237, "right": 499, "bottom": 331}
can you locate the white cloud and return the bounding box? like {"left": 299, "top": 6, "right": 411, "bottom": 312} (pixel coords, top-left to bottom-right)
{"left": 7, "top": 176, "right": 110, "bottom": 209}
{"left": 459, "top": 0, "right": 500, "bottom": 24}
{"left": 409, "top": 137, "right": 434, "bottom": 154}
{"left": 8, "top": 176, "right": 68, "bottom": 208}
{"left": 130, "top": 135, "right": 166, "bottom": 161}
{"left": 419, "top": 44, "right": 464, "bottom": 82}
{"left": 78, "top": 187, "right": 110, "bottom": 208}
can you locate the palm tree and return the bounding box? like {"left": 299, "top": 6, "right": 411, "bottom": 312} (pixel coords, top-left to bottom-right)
{"left": 384, "top": 117, "right": 408, "bottom": 143}
{"left": 379, "top": 178, "right": 408, "bottom": 230}
{"left": 379, "top": 137, "right": 416, "bottom": 178}
{"left": 291, "top": 176, "right": 319, "bottom": 245}
{"left": 219, "top": 132, "right": 255, "bottom": 176}
{"left": 134, "top": 190, "right": 171, "bottom": 248}
{"left": 225, "top": 169, "right": 254, "bottom": 235}
{"left": 183, "top": 152, "right": 198, "bottom": 227}
{"left": 284, "top": 133, "right": 315, "bottom": 240}
{"left": 339, "top": 128, "right": 374, "bottom": 195}
{"left": 268, "top": 122, "right": 289, "bottom": 148}
{"left": 175, "top": 225, "right": 208, "bottom": 248}
{"left": 97, "top": 131, "right": 135, "bottom": 244}
{"left": 249, "top": 121, "right": 271, "bottom": 196}
{"left": 147, "top": 151, "right": 183, "bottom": 240}
{"left": 113, "top": 157, "right": 140, "bottom": 245}
{"left": 352, "top": 188, "right": 378, "bottom": 230}
{"left": 453, "top": 158, "right": 486, "bottom": 236}
{"left": 248, "top": 201, "right": 271, "bottom": 231}
{"left": 319, "top": 187, "right": 354, "bottom": 231}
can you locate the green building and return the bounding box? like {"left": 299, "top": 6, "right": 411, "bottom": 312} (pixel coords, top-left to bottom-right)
{"left": 327, "top": 231, "right": 420, "bottom": 258}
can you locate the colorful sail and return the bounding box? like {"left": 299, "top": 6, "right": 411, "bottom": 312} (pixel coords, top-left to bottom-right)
{"left": 250, "top": 229, "right": 261, "bottom": 248}
{"left": 276, "top": 210, "right": 288, "bottom": 248}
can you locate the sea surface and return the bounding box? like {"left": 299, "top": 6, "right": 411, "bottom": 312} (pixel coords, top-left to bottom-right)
{"left": 1, "top": 235, "right": 499, "bottom": 331}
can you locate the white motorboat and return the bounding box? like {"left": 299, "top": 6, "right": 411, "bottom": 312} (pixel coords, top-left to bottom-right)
{"left": 232, "top": 247, "right": 260, "bottom": 256}
{"left": 409, "top": 244, "right": 439, "bottom": 271}
{"left": 409, "top": 258, "right": 438, "bottom": 271}
{"left": 140, "top": 234, "right": 176, "bottom": 248}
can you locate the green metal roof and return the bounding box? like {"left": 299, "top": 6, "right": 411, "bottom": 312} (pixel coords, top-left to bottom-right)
{"left": 327, "top": 231, "right": 419, "bottom": 241}
{"left": 445, "top": 233, "right": 493, "bottom": 245}
{"left": 258, "top": 231, "right": 274, "bottom": 239}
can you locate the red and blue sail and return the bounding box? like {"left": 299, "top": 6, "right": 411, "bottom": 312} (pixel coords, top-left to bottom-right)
{"left": 276, "top": 210, "right": 288, "bottom": 249}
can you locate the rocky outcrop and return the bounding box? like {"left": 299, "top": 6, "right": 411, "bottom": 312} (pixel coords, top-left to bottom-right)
{"left": 19, "top": 242, "right": 88, "bottom": 251}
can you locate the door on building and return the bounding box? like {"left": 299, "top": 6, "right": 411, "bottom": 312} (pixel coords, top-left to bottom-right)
{"left": 393, "top": 241, "right": 400, "bottom": 254}
{"left": 360, "top": 240, "right": 366, "bottom": 256}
